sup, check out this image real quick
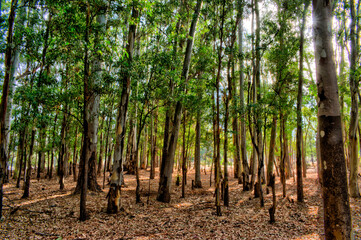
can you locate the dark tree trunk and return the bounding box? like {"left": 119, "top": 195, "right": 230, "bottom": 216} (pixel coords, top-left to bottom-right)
{"left": 194, "top": 109, "right": 202, "bottom": 188}
{"left": 73, "top": 126, "right": 78, "bottom": 182}
{"left": 150, "top": 107, "right": 158, "bottom": 180}
{"left": 22, "top": 128, "right": 35, "bottom": 199}
{"left": 0, "top": 0, "right": 18, "bottom": 219}
{"left": 348, "top": 0, "right": 360, "bottom": 198}
{"left": 97, "top": 115, "right": 105, "bottom": 176}
{"left": 49, "top": 113, "right": 58, "bottom": 179}
{"left": 58, "top": 111, "right": 68, "bottom": 190}
{"left": 313, "top": 0, "right": 352, "bottom": 238}
{"left": 296, "top": 0, "right": 310, "bottom": 202}
{"left": 280, "top": 113, "right": 286, "bottom": 198}
{"left": 267, "top": 116, "right": 277, "bottom": 185}
{"left": 181, "top": 111, "right": 187, "bottom": 198}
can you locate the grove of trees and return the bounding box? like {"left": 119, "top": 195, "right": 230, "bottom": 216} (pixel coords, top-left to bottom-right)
{"left": 0, "top": 0, "right": 360, "bottom": 238}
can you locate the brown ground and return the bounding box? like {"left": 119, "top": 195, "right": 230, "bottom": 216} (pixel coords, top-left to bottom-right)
{"left": 1, "top": 167, "right": 360, "bottom": 239}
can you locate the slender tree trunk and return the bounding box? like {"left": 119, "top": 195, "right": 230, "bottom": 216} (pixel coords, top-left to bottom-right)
{"left": 302, "top": 129, "right": 307, "bottom": 178}
{"left": 348, "top": 0, "right": 360, "bottom": 198}
{"left": 58, "top": 107, "right": 68, "bottom": 190}
{"left": 150, "top": 107, "right": 158, "bottom": 179}
{"left": 0, "top": 0, "right": 18, "bottom": 219}
{"left": 22, "top": 128, "right": 35, "bottom": 199}
{"left": 76, "top": 6, "right": 107, "bottom": 194}
{"left": 157, "top": 0, "right": 202, "bottom": 203}
{"left": 181, "top": 111, "right": 187, "bottom": 198}
{"left": 16, "top": 130, "right": 26, "bottom": 188}
{"left": 296, "top": 0, "right": 310, "bottom": 202}
{"left": 49, "top": 113, "right": 58, "bottom": 179}
{"left": 97, "top": 115, "right": 105, "bottom": 176}
{"left": 223, "top": 91, "right": 229, "bottom": 207}
{"left": 313, "top": 0, "right": 352, "bottom": 238}
{"left": 238, "top": 14, "right": 249, "bottom": 190}
{"left": 194, "top": 108, "right": 202, "bottom": 188}
{"left": 267, "top": 116, "right": 277, "bottom": 185}
{"left": 73, "top": 126, "right": 78, "bottom": 182}
{"left": 280, "top": 113, "right": 286, "bottom": 197}
{"left": 214, "top": 0, "right": 225, "bottom": 216}
{"left": 107, "top": 7, "right": 138, "bottom": 213}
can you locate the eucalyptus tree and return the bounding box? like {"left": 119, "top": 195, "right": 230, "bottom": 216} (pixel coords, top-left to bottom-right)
{"left": 157, "top": 0, "right": 203, "bottom": 203}
{"left": 107, "top": 3, "right": 139, "bottom": 213}
{"left": 312, "top": 0, "right": 352, "bottom": 238}
{"left": 348, "top": 0, "right": 360, "bottom": 198}
{"left": 237, "top": 0, "right": 250, "bottom": 190}
{"left": 0, "top": 0, "right": 18, "bottom": 219}
{"left": 296, "top": 0, "right": 310, "bottom": 203}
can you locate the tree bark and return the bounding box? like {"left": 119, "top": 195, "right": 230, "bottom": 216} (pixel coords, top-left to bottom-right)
{"left": 79, "top": 3, "right": 92, "bottom": 221}
{"left": 267, "top": 116, "right": 277, "bottom": 185}
{"left": 150, "top": 106, "right": 158, "bottom": 179}
{"left": 238, "top": 16, "right": 249, "bottom": 190}
{"left": 157, "top": 0, "right": 202, "bottom": 203}
{"left": 194, "top": 108, "right": 202, "bottom": 188}
{"left": 76, "top": 4, "right": 107, "bottom": 194}
{"left": 0, "top": 0, "right": 18, "bottom": 219}
{"left": 296, "top": 0, "right": 310, "bottom": 203}
{"left": 348, "top": 0, "right": 360, "bottom": 198}
{"left": 313, "top": 0, "right": 352, "bottom": 238}
{"left": 22, "top": 128, "right": 35, "bottom": 199}
{"left": 49, "top": 113, "right": 58, "bottom": 179}
{"left": 107, "top": 6, "right": 138, "bottom": 213}
{"left": 73, "top": 126, "right": 78, "bottom": 182}
{"left": 181, "top": 111, "right": 187, "bottom": 198}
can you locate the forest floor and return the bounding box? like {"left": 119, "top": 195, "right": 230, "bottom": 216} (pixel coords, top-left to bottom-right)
{"left": 1, "top": 166, "right": 361, "bottom": 239}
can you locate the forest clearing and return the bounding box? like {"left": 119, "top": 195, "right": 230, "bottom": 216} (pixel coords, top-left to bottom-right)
{"left": 1, "top": 167, "right": 361, "bottom": 239}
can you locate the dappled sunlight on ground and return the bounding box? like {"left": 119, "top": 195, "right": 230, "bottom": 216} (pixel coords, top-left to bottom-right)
{"left": 1, "top": 167, "right": 360, "bottom": 239}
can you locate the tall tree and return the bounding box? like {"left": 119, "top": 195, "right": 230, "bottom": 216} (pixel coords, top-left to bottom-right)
{"left": 348, "top": 0, "right": 360, "bottom": 198}
{"left": 312, "top": 0, "right": 352, "bottom": 238}
{"left": 296, "top": 0, "right": 310, "bottom": 203}
{"left": 0, "top": 0, "right": 18, "bottom": 219}
{"left": 76, "top": 1, "right": 107, "bottom": 194}
{"left": 238, "top": 4, "right": 250, "bottom": 190}
{"left": 107, "top": 5, "right": 139, "bottom": 213}
{"left": 157, "top": 0, "right": 203, "bottom": 203}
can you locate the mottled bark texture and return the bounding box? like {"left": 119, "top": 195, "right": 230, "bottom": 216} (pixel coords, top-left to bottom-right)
{"left": 313, "top": 0, "right": 352, "bottom": 238}
{"left": 107, "top": 7, "right": 138, "bottom": 213}
{"left": 157, "top": 0, "right": 202, "bottom": 203}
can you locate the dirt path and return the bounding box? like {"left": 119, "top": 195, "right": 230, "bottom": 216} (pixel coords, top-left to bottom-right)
{"left": 1, "top": 167, "right": 360, "bottom": 239}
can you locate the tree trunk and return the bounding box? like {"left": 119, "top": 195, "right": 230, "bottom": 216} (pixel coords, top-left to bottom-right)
{"left": 280, "top": 113, "right": 286, "bottom": 198}
{"left": 76, "top": 6, "right": 107, "bottom": 195}
{"left": 194, "top": 109, "right": 202, "bottom": 188}
{"left": 313, "top": 0, "right": 352, "bottom": 238}
{"left": 15, "top": 129, "right": 25, "bottom": 188}
{"left": 58, "top": 109, "right": 68, "bottom": 190}
{"left": 181, "top": 111, "right": 187, "bottom": 198}
{"left": 97, "top": 115, "right": 105, "bottom": 176}
{"left": 223, "top": 91, "right": 229, "bottom": 207}
{"left": 49, "top": 113, "right": 58, "bottom": 179}
{"left": 267, "top": 116, "right": 277, "bottom": 185}
{"left": 238, "top": 15, "right": 250, "bottom": 190}
{"left": 157, "top": 0, "right": 202, "bottom": 203}
{"left": 22, "top": 128, "right": 35, "bottom": 199}
{"left": 0, "top": 0, "right": 18, "bottom": 219}
{"left": 348, "top": 0, "right": 360, "bottom": 198}
{"left": 73, "top": 126, "right": 78, "bottom": 182}
{"left": 150, "top": 106, "right": 158, "bottom": 179}
{"left": 150, "top": 107, "right": 158, "bottom": 179}
{"left": 107, "top": 7, "right": 138, "bottom": 213}
{"left": 296, "top": 0, "right": 310, "bottom": 203}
